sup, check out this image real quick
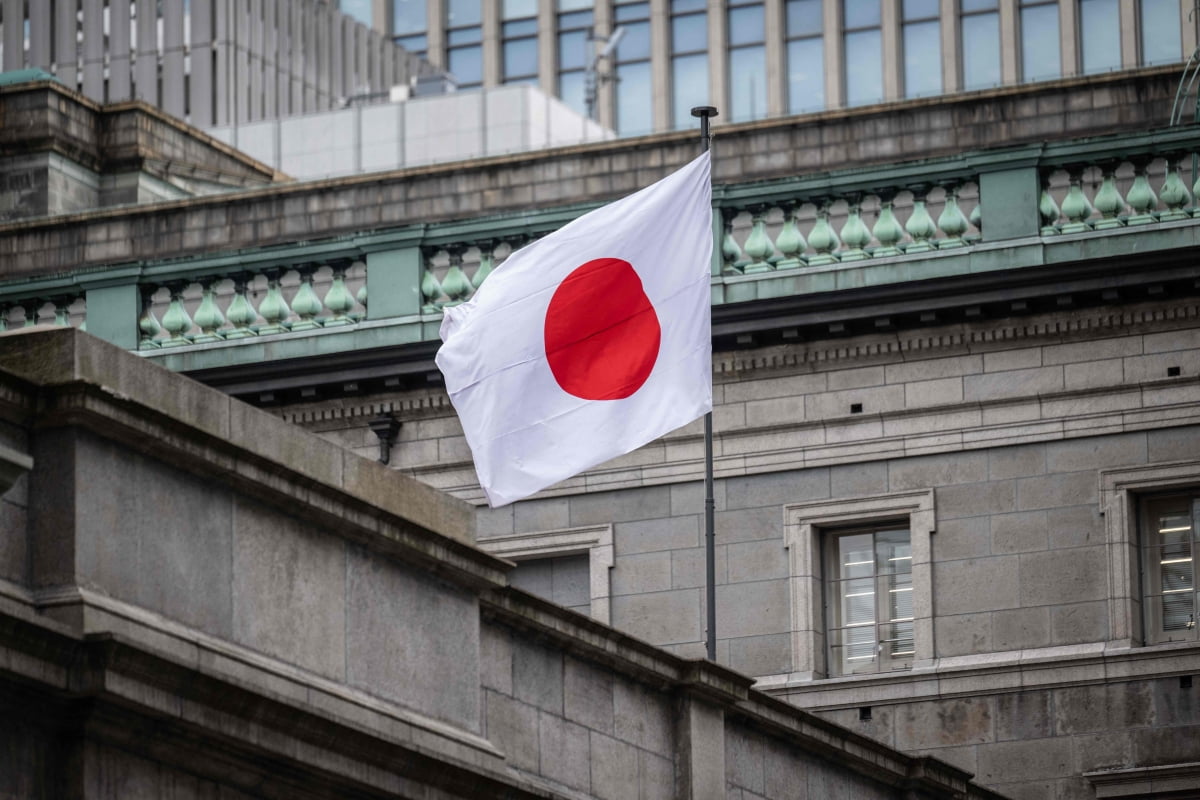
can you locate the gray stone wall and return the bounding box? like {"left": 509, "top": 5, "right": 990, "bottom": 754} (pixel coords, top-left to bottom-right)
{"left": 29, "top": 426, "right": 482, "bottom": 730}
{"left": 480, "top": 622, "right": 677, "bottom": 798}
{"left": 0, "top": 328, "right": 1003, "bottom": 800}
{"left": 818, "top": 677, "right": 1200, "bottom": 800}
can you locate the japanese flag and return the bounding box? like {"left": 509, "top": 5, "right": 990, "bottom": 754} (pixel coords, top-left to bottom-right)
{"left": 436, "top": 152, "right": 714, "bottom": 507}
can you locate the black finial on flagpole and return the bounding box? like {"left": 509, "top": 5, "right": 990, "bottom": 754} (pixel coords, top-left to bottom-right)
{"left": 691, "top": 106, "right": 718, "bottom": 154}
{"left": 692, "top": 105, "right": 719, "bottom": 663}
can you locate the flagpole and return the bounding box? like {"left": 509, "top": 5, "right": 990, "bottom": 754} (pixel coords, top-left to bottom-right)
{"left": 691, "top": 105, "right": 718, "bottom": 662}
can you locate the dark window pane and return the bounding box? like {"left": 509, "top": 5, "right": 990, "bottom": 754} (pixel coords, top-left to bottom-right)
{"left": 845, "top": 0, "right": 881, "bottom": 27}
{"left": 559, "top": 70, "right": 586, "bottom": 114}
{"left": 903, "top": 0, "right": 940, "bottom": 19}
{"left": 962, "top": 12, "right": 1000, "bottom": 88}
{"left": 615, "top": 2, "right": 651, "bottom": 22}
{"left": 559, "top": 29, "right": 590, "bottom": 69}
{"left": 393, "top": 0, "right": 427, "bottom": 34}
{"left": 504, "top": 38, "right": 538, "bottom": 79}
{"left": 1021, "top": 3, "right": 1060, "bottom": 80}
{"left": 448, "top": 0, "right": 482, "bottom": 26}
{"left": 504, "top": 18, "right": 538, "bottom": 36}
{"left": 729, "top": 4, "right": 765, "bottom": 46}
{"left": 558, "top": 9, "right": 594, "bottom": 28}
{"left": 449, "top": 45, "right": 482, "bottom": 86}
{"left": 845, "top": 28, "right": 882, "bottom": 105}
{"left": 672, "top": 13, "right": 707, "bottom": 52}
{"left": 1141, "top": 0, "right": 1180, "bottom": 64}
{"left": 616, "top": 60, "right": 652, "bottom": 134}
{"left": 672, "top": 52, "right": 709, "bottom": 127}
{"left": 903, "top": 20, "right": 941, "bottom": 96}
{"left": 788, "top": 36, "right": 825, "bottom": 111}
{"left": 729, "top": 45, "right": 767, "bottom": 121}
{"left": 787, "top": 0, "right": 823, "bottom": 35}
{"left": 1081, "top": 0, "right": 1121, "bottom": 73}
{"left": 503, "top": 0, "right": 538, "bottom": 18}
{"left": 617, "top": 20, "right": 651, "bottom": 61}
{"left": 448, "top": 26, "right": 482, "bottom": 45}
{"left": 395, "top": 33, "right": 427, "bottom": 53}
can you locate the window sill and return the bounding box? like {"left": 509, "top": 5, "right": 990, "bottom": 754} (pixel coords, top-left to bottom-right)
{"left": 754, "top": 639, "right": 1200, "bottom": 705}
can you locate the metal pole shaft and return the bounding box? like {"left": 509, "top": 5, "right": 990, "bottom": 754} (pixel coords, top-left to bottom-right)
{"left": 691, "top": 105, "right": 718, "bottom": 662}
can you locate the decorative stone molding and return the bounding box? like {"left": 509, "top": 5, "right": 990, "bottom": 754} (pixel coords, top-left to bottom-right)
{"left": 1086, "top": 761, "right": 1200, "bottom": 798}
{"left": 783, "top": 490, "right": 936, "bottom": 681}
{"left": 476, "top": 525, "right": 615, "bottom": 624}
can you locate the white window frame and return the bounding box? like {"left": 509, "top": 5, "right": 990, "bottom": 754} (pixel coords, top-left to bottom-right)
{"left": 476, "top": 524, "right": 614, "bottom": 624}
{"left": 784, "top": 489, "right": 935, "bottom": 681}
{"left": 1100, "top": 459, "right": 1200, "bottom": 648}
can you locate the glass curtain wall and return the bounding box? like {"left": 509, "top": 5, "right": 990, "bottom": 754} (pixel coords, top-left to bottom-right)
{"left": 671, "top": 0, "right": 709, "bottom": 128}
{"left": 787, "top": 0, "right": 825, "bottom": 112}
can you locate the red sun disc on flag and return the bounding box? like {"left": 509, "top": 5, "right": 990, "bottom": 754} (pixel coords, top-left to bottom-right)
{"left": 544, "top": 258, "right": 661, "bottom": 401}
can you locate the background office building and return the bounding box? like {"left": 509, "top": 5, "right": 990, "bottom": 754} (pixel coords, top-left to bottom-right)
{"left": 351, "top": 0, "right": 1196, "bottom": 135}
{"left": 0, "top": 0, "right": 431, "bottom": 128}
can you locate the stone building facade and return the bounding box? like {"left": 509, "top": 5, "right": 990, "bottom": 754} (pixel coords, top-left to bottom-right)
{"left": 0, "top": 326, "right": 1005, "bottom": 800}
{"left": 0, "top": 66, "right": 1197, "bottom": 799}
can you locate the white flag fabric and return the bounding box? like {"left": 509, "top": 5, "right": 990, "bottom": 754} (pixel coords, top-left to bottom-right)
{"left": 436, "top": 152, "right": 714, "bottom": 507}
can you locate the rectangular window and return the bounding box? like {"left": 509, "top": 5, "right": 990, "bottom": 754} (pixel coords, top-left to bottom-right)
{"left": 787, "top": 0, "right": 825, "bottom": 112}
{"left": 1080, "top": 0, "right": 1121, "bottom": 73}
{"left": 557, "top": 7, "right": 594, "bottom": 115}
{"left": 393, "top": 0, "right": 427, "bottom": 54}
{"left": 825, "top": 525, "right": 914, "bottom": 676}
{"left": 902, "top": 0, "right": 940, "bottom": 97}
{"left": 1142, "top": 494, "right": 1198, "bottom": 644}
{"left": 1140, "top": 0, "right": 1180, "bottom": 65}
{"left": 671, "top": 1, "right": 709, "bottom": 128}
{"left": 446, "top": 0, "right": 482, "bottom": 88}
{"left": 785, "top": 490, "right": 933, "bottom": 682}
{"left": 728, "top": 1, "right": 767, "bottom": 122}
{"left": 844, "top": 0, "right": 883, "bottom": 106}
{"left": 1020, "top": 0, "right": 1061, "bottom": 81}
{"left": 615, "top": 1, "right": 653, "bottom": 134}
{"left": 503, "top": 12, "right": 538, "bottom": 84}
{"left": 961, "top": 0, "right": 1001, "bottom": 89}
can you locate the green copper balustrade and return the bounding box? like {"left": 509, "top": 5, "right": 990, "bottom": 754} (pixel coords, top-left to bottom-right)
{"left": 0, "top": 295, "right": 86, "bottom": 331}
{"left": 136, "top": 261, "right": 368, "bottom": 349}
{"left": 420, "top": 238, "right": 531, "bottom": 310}
{"left": 1039, "top": 152, "right": 1200, "bottom": 233}
{"left": 715, "top": 183, "right": 980, "bottom": 274}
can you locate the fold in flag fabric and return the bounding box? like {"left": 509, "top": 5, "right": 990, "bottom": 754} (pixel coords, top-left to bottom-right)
{"left": 436, "top": 152, "right": 714, "bottom": 507}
